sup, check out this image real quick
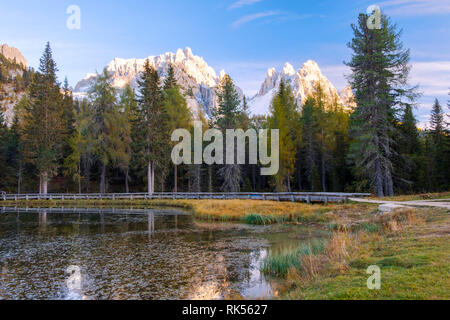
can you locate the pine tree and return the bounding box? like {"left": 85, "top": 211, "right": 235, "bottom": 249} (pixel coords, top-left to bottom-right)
{"left": 429, "top": 99, "right": 448, "bottom": 190}
{"left": 299, "top": 97, "right": 319, "bottom": 191}
{"left": 214, "top": 74, "right": 243, "bottom": 192}
{"left": 164, "top": 64, "right": 178, "bottom": 90}
{"left": 117, "top": 84, "right": 136, "bottom": 193}
{"left": 0, "top": 109, "right": 9, "bottom": 191}
{"left": 61, "top": 77, "right": 76, "bottom": 189}
{"left": 88, "top": 68, "right": 119, "bottom": 194}
{"left": 396, "top": 104, "right": 421, "bottom": 192}
{"left": 135, "top": 59, "right": 170, "bottom": 194}
{"left": 267, "top": 80, "right": 299, "bottom": 191}
{"left": 346, "top": 14, "right": 416, "bottom": 197}
{"left": 164, "top": 69, "right": 191, "bottom": 192}
{"left": 8, "top": 114, "right": 24, "bottom": 193}
{"left": 328, "top": 100, "right": 351, "bottom": 192}
{"left": 22, "top": 42, "right": 65, "bottom": 194}
{"left": 64, "top": 123, "right": 84, "bottom": 194}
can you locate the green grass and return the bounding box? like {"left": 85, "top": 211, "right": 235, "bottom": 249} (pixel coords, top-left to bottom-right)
{"left": 242, "top": 214, "right": 277, "bottom": 225}
{"left": 360, "top": 222, "right": 382, "bottom": 233}
{"left": 262, "top": 240, "right": 326, "bottom": 277}
{"left": 240, "top": 211, "right": 333, "bottom": 225}
{"left": 282, "top": 208, "right": 450, "bottom": 300}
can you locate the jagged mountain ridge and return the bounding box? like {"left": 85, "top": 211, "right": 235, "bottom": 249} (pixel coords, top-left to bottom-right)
{"left": 75, "top": 48, "right": 355, "bottom": 118}
{"left": 74, "top": 47, "right": 242, "bottom": 118}
{"left": 249, "top": 60, "right": 355, "bottom": 115}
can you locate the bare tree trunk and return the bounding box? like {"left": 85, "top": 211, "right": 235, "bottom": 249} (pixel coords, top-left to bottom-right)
{"left": 375, "top": 158, "right": 384, "bottom": 198}
{"left": 321, "top": 152, "right": 327, "bottom": 192}
{"left": 252, "top": 165, "right": 256, "bottom": 191}
{"left": 174, "top": 164, "right": 178, "bottom": 193}
{"left": 147, "top": 161, "right": 152, "bottom": 194}
{"left": 152, "top": 165, "right": 155, "bottom": 194}
{"left": 208, "top": 166, "right": 213, "bottom": 192}
{"left": 17, "top": 164, "right": 22, "bottom": 194}
{"left": 41, "top": 172, "right": 48, "bottom": 195}
{"left": 39, "top": 174, "right": 42, "bottom": 194}
{"left": 78, "top": 162, "right": 81, "bottom": 194}
{"left": 125, "top": 168, "right": 129, "bottom": 193}
{"left": 100, "top": 163, "right": 106, "bottom": 194}
{"left": 192, "top": 165, "right": 201, "bottom": 192}
{"left": 385, "top": 168, "right": 394, "bottom": 197}
{"left": 296, "top": 161, "right": 302, "bottom": 191}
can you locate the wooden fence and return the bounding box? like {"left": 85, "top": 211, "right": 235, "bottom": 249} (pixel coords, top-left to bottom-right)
{"left": 0, "top": 192, "right": 370, "bottom": 204}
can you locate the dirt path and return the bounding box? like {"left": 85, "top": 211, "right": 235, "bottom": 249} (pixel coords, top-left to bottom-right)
{"left": 349, "top": 198, "right": 450, "bottom": 210}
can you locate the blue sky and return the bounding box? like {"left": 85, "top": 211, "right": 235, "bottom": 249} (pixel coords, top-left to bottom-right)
{"left": 1, "top": 0, "right": 449, "bottom": 125}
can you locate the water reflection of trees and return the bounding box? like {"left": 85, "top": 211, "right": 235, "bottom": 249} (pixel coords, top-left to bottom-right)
{"left": 0, "top": 209, "right": 272, "bottom": 300}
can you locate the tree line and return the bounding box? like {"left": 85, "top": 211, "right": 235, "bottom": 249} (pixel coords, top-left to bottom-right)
{"left": 0, "top": 13, "right": 448, "bottom": 196}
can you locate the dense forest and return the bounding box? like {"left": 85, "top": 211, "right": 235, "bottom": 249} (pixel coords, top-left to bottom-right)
{"left": 0, "top": 13, "right": 448, "bottom": 196}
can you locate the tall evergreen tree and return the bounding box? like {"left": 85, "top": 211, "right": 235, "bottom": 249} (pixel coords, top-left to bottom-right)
{"left": 346, "top": 14, "right": 416, "bottom": 197}
{"left": 164, "top": 64, "right": 178, "bottom": 90}
{"left": 163, "top": 68, "right": 191, "bottom": 193}
{"left": 0, "top": 109, "right": 9, "bottom": 191}
{"left": 267, "top": 80, "right": 299, "bottom": 191}
{"left": 429, "top": 99, "right": 448, "bottom": 190}
{"left": 299, "top": 98, "right": 321, "bottom": 191}
{"left": 396, "top": 104, "right": 421, "bottom": 192}
{"left": 117, "top": 84, "right": 136, "bottom": 193}
{"left": 22, "top": 42, "right": 65, "bottom": 194}
{"left": 214, "top": 74, "right": 243, "bottom": 192}
{"left": 135, "top": 59, "right": 169, "bottom": 194}
{"left": 88, "top": 68, "right": 119, "bottom": 193}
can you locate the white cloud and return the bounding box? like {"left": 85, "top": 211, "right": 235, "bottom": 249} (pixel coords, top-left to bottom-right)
{"left": 231, "top": 11, "right": 279, "bottom": 28}
{"left": 320, "top": 65, "right": 352, "bottom": 91}
{"left": 318, "top": 61, "right": 450, "bottom": 100}
{"left": 410, "top": 61, "right": 450, "bottom": 96}
{"left": 229, "top": 0, "right": 263, "bottom": 10}
{"left": 377, "top": 0, "right": 450, "bottom": 16}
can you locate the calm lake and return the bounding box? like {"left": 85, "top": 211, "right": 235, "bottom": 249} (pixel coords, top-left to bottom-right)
{"left": 0, "top": 207, "right": 326, "bottom": 300}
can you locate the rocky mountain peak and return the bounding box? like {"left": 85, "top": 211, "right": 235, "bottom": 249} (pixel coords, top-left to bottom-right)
{"left": 219, "top": 69, "right": 227, "bottom": 81}
{"left": 300, "top": 60, "right": 320, "bottom": 74}
{"left": 0, "top": 44, "right": 27, "bottom": 67}
{"left": 340, "top": 85, "right": 356, "bottom": 111}
{"left": 249, "top": 60, "right": 356, "bottom": 115}
{"left": 74, "top": 47, "right": 241, "bottom": 118}
{"left": 282, "top": 63, "right": 296, "bottom": 77}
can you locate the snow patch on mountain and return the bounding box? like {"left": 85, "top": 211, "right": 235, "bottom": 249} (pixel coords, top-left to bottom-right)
{"left": 74, "top": 47, "right": 243, "bottom": 118}
{"left": 249, "top": 60, "right": 355, "bottom": 115}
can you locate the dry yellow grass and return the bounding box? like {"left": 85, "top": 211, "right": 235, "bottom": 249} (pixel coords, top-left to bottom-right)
{"left": 180, "top": 199, "right": 353, "bottom": 221}
{"left": 1, "top": 198, "right": 376, "bottom": 223}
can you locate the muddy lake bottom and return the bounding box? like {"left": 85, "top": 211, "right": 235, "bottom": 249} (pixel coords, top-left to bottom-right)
{"left": 0, "top": 207, "right": 327, "bottom": 300}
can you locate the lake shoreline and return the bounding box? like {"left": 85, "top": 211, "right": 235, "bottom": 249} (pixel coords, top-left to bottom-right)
{"left": 1, "top": 199, "right": 448, "bottom": 299}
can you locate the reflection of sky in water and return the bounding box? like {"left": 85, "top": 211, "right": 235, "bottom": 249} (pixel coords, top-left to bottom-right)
{"left": 0, "top": 208, "right": 323, "bottom": 300}
{"left": 241, "top": 249, "right": 273, "bottom": 299}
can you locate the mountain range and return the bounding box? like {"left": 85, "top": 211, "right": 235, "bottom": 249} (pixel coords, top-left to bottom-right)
{"left": 74, "top": 47, "right": 355, "bottom": 117}
{"left": 1, "top": 44, "right": 355, "bottom": 125}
